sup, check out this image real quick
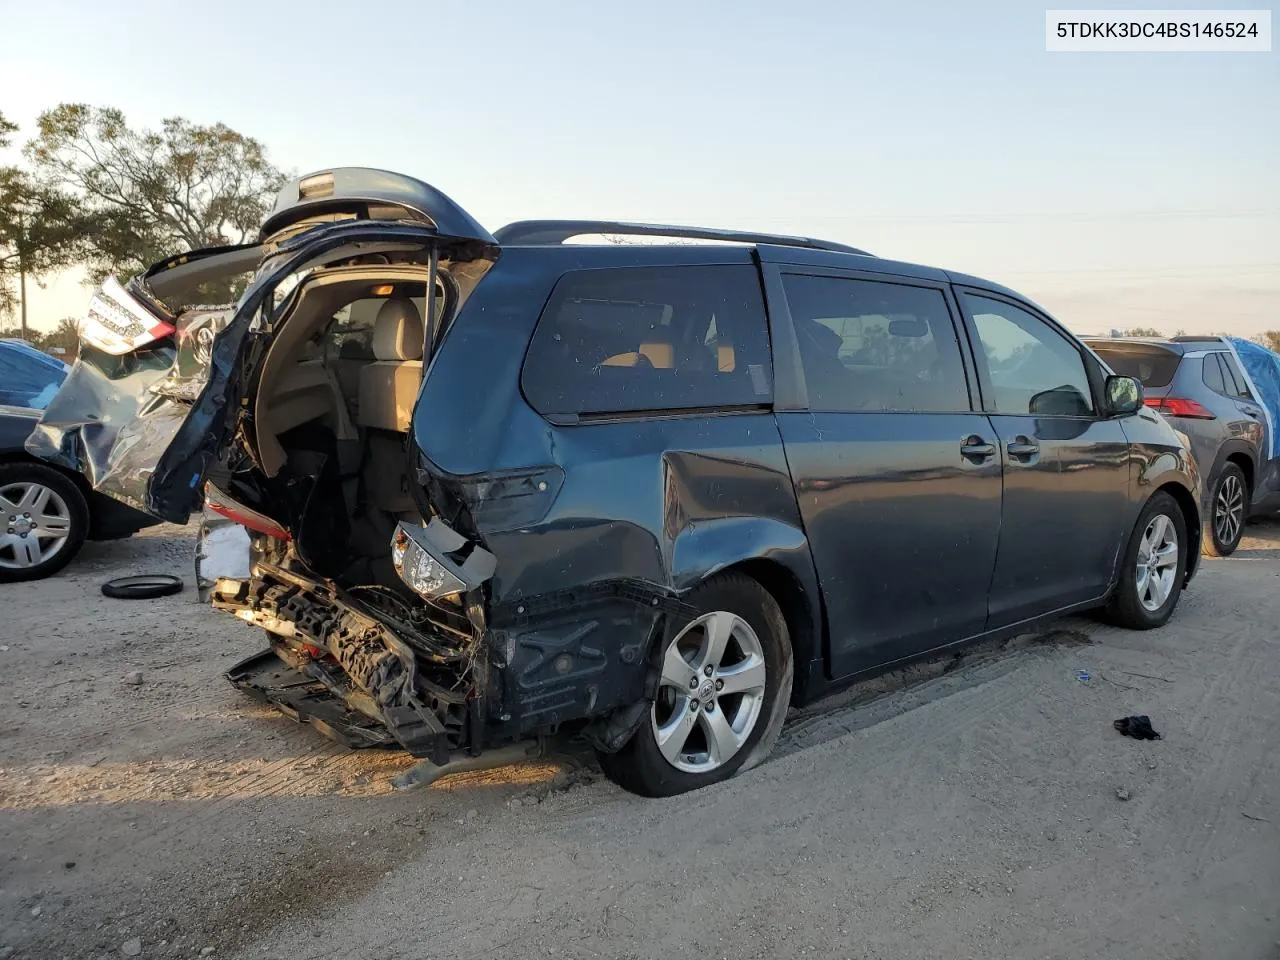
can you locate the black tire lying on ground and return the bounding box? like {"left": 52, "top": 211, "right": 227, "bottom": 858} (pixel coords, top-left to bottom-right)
{"left": 101, "top": 574, "right": 184, "bottom": 599}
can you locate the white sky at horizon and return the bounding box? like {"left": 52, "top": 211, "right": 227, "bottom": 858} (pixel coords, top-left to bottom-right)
{"left": 1, "top": 0, "right": 1277, "bottom": 336}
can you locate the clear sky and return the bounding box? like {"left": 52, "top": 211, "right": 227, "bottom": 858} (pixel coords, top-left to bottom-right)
{"left": 1, "top": 0, "right": 1276, "bottom": 335}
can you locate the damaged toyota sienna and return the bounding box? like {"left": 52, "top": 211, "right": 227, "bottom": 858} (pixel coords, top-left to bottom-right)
{"left": 30, "top": 168, "right": 1201, "bottom": 796}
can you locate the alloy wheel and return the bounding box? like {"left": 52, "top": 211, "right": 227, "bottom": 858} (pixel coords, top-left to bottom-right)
{"left": 1214, "top": 473, "right": 1245, "bottom": 548}
{"left": 1135, "top": 513, "right": 1179, "bottom": 612}
{"left": 651, "top": 610, "right": 768, "bottom": 774}
{"left": 0, "top": 481, "right": 73, "bottom": 570}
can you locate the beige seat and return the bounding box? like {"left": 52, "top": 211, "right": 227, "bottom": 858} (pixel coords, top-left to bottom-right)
{"left": 600, "top": 340, "right": 675, "bottom": 369}
{"left": 358, "top": 298, "right": 424, "bottom": 433}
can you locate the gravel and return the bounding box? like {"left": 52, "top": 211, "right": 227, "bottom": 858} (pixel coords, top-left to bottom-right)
{"left": 1, "top": 521, "right": 1278, "bottom": 960}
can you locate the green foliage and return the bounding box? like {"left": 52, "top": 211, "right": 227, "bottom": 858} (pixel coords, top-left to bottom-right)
{"left": 0, "top": 316, "right": 78, "bottom": 357}
{"left": 24, "top": 104, "right": 287, "bottom": 283}
{"left": 0, "top": 111, "right": 88, "bottom": 321}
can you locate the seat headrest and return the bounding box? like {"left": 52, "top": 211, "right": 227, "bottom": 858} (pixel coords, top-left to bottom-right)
{"left": 372, "top": 298, "right": 424, "bottom": 361}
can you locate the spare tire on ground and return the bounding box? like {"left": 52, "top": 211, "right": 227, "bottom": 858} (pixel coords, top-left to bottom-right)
{"left": 101, "top": 574, "right": 184, "bottom": 599}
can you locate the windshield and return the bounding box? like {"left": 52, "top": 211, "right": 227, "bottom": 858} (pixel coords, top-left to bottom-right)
{"left": 0, "top": 340, "right": 69, "bottom": 410}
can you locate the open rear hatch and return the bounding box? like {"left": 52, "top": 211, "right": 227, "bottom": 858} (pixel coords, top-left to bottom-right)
{"left": 28, "top": 168, "right": 499, "bottom": 526}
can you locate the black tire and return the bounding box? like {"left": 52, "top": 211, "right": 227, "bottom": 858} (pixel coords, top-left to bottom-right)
{"left": 101, "top": 574, "right": 184, "bottom": 599}
{"left": 0, "top": 462, "right": 89, "bottom": 583}
{"left": 1102, "top": 491, "right": 1188, "bottom": 630}
{"left": 1203, "top": 462, "right": 1247, "bottom": 557}
{"left": 597, "top": 572, "right": 794, "bottom": 798}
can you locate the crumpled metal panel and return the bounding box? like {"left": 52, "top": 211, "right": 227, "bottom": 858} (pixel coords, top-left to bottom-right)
{"left": 26, "top": 302, "right": 235, "bottom": 517}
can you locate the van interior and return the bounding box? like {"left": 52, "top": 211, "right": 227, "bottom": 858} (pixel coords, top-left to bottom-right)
{"left": 221, "top": 264, "right": 448, "bottom": 599}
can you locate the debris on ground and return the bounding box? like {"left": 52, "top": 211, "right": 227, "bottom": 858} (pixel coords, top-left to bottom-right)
{"left": 124, "top": 670, "right": 144, "bottom": 686}
{"left": 1116, "top": 786, "right": 1132, "bottom": 802}
{"left": 1114, "top": 715, "right": 1162, "bottom": 740}
{"left": 121, "top": 936, "right": 142, "bottom": 956}
{"left": 1075, "top": 669, "right": 1091, "bottom": 682}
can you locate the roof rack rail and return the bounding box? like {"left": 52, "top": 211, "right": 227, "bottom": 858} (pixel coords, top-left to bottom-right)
{"left": 492, "top": 219, "right": 872, "bottom": 256}
{"left": 1171, "top": 335, "right": 1226, "bottom": 343}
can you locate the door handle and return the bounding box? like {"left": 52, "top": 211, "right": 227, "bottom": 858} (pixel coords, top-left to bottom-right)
{"left": 1007, "top": 437, "right": 1040, "bottom": 460}
{"left": 960, "top": 436, "right": 995, "bottom": 462}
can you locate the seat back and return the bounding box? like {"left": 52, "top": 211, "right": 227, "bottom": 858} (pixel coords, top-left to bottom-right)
{"left": 358, "top": 298, "right": 424, "bottom": 433}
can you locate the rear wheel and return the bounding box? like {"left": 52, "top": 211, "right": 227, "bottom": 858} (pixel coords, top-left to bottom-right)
{"left": 0, "top": 463, "right": 89, "bottom": 583}
{"left": 1203, "top": 462, "right": 1247, "bottom": 557}
{"left": 1103, "top": 491, "right": 1187, "bottom": 629}
{"left": 597, "top": 573, "right": 793, "bottom": 797}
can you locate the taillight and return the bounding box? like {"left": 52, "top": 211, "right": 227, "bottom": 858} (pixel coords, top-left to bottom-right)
{"left": 79, "top": 277, "right": 175, "bottom": 355}
{"left": 203, "top": 482, "right": 291, "bottom": 540}
{"left": 1145, "top": 397, "right": 1216, "bottom": 419}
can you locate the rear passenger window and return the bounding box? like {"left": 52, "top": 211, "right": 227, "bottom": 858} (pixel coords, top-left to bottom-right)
{"left": 521, "top": 265, "right": 772, "bottom": 416}
{"left": 782, "top": 275, "right": 970, "bottom": 413}
{"left": 1218, "top": 353, "right": 1254, "bottom": 399}
{"left": 1202, "top": 354, "right": 1229, "bottom": 395}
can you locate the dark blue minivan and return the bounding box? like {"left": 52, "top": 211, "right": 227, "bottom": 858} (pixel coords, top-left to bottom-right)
{"left": 31, "top": 169, "right": 1201, "bottom": 795}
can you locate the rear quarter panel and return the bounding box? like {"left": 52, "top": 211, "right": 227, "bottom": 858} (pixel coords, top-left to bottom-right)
{"left": 414, "top": 249, "right": 823, "bottom": 732}
{"left": 1168, "top": 357, "right": 1255, "bottom": 512}
{"left": 1120, "top": 406, "right": 1203, "bottom": 579}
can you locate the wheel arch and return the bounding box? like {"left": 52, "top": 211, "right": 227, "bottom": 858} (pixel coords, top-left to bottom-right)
{"left": 1207, "top": 439, "right": 1257, "bottom": 497}
{"left": 1155, "top": 480, "right": 1202, "bottom": 580}
{"left": 669, "top": 516, "right": 824, "bottom": 705}
{"left": 0, "top": 450, "right": 92, "bottom": 496}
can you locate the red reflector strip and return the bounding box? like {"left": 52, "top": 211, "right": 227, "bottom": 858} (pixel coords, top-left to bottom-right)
{"left": 1144, "top": 397, "right": 1216, "bottom": 419}
{"left": 204, "top": 483, "right": 291, "bottom": 540}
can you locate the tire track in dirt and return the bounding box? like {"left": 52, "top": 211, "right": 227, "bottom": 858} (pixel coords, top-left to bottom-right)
{"left": 1148, "top": 618, "right": 1260, "bottom": 871}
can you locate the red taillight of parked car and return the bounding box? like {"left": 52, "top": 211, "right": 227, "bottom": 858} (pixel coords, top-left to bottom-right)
{"left": 1144, "top": 397, "right": 1216, "bottom": 419}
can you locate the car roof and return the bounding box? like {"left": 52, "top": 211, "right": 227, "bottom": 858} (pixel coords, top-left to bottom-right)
{"left": 1084, "top": 335, "right": 1230, "bottom": 356}
{"left": 257, "top": 169, "right": 1058, "bottom": 314}
{"left": 493, "top": 232, "right": 1046, "bottom": 310}
{"left": 0, "top": 338, "right": 69, "bottom": 370}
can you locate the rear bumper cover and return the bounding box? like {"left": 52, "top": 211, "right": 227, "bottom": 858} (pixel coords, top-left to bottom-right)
{"left": 213, "top": 575, "right": 460, "bottom": 764}
{"left": 227, "top": 648, "right": 400, "bottom": 750}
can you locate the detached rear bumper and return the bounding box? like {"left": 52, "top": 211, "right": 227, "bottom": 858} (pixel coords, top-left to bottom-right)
{"left": 212, "top": 574, "right": 468, "bottom": 764}
{"left": 227, "top": 648, "right": 400, "bottom": 750}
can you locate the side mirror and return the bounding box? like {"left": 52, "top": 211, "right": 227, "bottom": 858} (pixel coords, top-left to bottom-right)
{"left": 1105, "top": 375, "right": 1144, "bottom": 416}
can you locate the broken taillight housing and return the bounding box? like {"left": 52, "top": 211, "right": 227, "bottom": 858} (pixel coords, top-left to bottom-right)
{"left": 1145, "top": 397, "right": 1216, "bottom": 419}
{"left": 78, "top": 277, "right": 175, "bottom": 355}
{"left": 203, "top": 482, "right": 291, "bottom": 541}
{"left": 392, "top": 529, "right": 461, "bottom": 598}
{"left": 390, "top": 520, "right": 496, "bottom": 601}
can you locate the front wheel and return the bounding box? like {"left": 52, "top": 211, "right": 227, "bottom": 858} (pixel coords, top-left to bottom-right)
{"left": 1102, "top": 491, "right": 1188, "bottom": 629}
{"left": 1203, "top": 462, "right": 1247, "bottom": 557}
{"left": 597, "top": 573, "right": 793, "bottom": 797}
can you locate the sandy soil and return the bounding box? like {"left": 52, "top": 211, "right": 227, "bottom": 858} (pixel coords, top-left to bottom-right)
{"left": 1, "top": 522, "right": 1278, "bottom": 960}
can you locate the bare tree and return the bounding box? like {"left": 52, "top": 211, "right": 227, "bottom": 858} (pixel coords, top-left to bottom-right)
{"left": 25, "top": 104, "right": 288, "bottom": 283}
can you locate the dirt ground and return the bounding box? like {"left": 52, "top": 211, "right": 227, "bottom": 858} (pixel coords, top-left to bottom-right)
{"left": 2, "top": 521, "right": 1279, "bottom": 960}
